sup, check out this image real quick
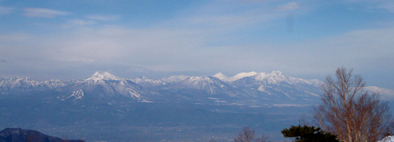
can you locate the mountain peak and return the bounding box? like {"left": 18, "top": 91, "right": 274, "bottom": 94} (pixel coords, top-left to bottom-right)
{"left": 234, "top": 71, "right": 258, "bottom": 79}
{"left": 214, "top": 71, "right": 258, "bottom": 82}
{"left": 253, "top": 71, "right": 284, "bottom": 80}
{"left": 213, "top": 72, "right": 228, "bottom": 80}
{"left": 87, "top": 71, "right": 122, "bottom": 81}
{"left": 214, "top": 71, "right": 289, "bottom": 83}
{"left": 271, "top": 71, "right": 282, "bottom": 76}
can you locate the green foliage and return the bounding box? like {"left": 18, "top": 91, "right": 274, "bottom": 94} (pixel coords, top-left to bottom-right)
{"left": 281, "top": 125, "right": 339, "bottom": 142}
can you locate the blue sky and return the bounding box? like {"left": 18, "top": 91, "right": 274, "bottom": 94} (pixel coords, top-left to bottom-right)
{"left": 1, "top": 0, "right": 394, "bottom": 89}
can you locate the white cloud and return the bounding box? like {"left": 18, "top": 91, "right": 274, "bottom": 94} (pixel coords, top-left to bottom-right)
{"left": 61, "top": 15, "right": 120, "bottom": 28}
{"left": 0, "top": 33, "right": 35, "bottom": 43}
{"left": 86, "top": 15, "right": 120, "bottom": 21}
{"left": 0, "top": 0, "right": 314, "bottom": 77}
{"left": 38, "top": 25, "right": 394, "bottom": 76}
{"left": 0, "top": 0, "right": 392, "bottom": 89}
{"left": 63, "top": 19, "right": 96, "bottom": 28}
{"left": 270, "top": 27, "right": 394, "bottom": 76}
{"left": 70, "top": 19, "right": 96, "bottom": 26}
{"left": 344, "top": 0, "right": 394, "bottom": 13}
{"left": 169, "top": 1, "right": 293, "bottom": 34}
{"left": 0, "top": 6, "right": 13, "bottom": 15}
{"left": 41, "top": 26, "right": 206, "bottom": 70}
{"left": 23, "top": 8, "right": 69, "bottom": 18}
{"left": 375, "top": 2, "right": 394, "bottom": 13}
{"left": 275, "top": 2, "right": 300, "bottom": 11}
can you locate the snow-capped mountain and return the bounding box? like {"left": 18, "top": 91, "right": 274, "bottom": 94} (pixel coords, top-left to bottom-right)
{"left": 0, "top": 77, "right": 76, "bottom": 95}
{"left": 214, "top": 71, "right": 322, "bottom": 86}
{"left": 1, "top": 71, "right": 393, "bottom": 142}
{"left": 214, "top": 71, "right": 323, "bottom": 105}
{"left": 86, "top": 71, "right": 122, "bottom": 83}
{"left": 0, "top": 77, "right": 38, "bottom": 89}
{"left": 1, "top": 71, "right": 393, "bottom": 106}
{"left": 166, "top": 76, "right": 235, "bottom": 95}
{"left": 364, "top": 86, "right": 394, "bottom": 100}
{"left": 59, "top": 71, "right": 149, "bottom": 102}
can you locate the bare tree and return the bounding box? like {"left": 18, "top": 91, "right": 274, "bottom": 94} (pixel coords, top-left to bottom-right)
{"left": 234, "top": 127, "right": 270, "bottom": 142}
{"left": 298, "top": 113, "right": 310, "bottom": 126}
{"left": 313, "top": 67, "right": 391, "bottom": 142}
{"left": 384, "top": 120, "right": 394, "bottom": 137}
{"left": 234, "top": 127, "right": 255, "bottom": 142}
{"left": 255, "top": 134, "right": 271, "bottom": 142}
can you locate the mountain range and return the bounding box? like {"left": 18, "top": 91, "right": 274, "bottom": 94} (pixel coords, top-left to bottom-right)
{"left": 1, "top": 71, "right": 394, "bottom": 141}
{"left": 1, "top": 71, "right": 393, "bottom": 106}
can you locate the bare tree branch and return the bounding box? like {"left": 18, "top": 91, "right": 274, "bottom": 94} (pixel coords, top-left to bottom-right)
{"left": 313, "top": 67, "right": 391, "bottom": 142}
{"left": 234, "top": 127, "right": 271, "bottom": 142}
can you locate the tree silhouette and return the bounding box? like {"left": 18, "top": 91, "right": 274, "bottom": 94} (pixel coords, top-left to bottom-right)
{"left": 281, "top": 125, "right": 339, "bottom": 142}
{"left": 234, "top": 127, "right": 271, "bottom": 142}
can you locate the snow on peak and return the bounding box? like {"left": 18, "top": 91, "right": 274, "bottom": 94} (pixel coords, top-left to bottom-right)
{"left": 213, "top": 71, "right": 321, "bottom": 85}
{"left": 214, "top": 71, "right": 287, "bottom": 82}
{"left": 254, "top": 71, "right": 286, "bottom": 82}
{"left": 213, "top": 72, "right": 228, "bottom": 81}
{"left": 133, "top": 76, "right": 164, "bottom": 86}
{"left": 214, "top": 71, "right": 258, "bottom": 82}
{"left": 271, "top": 71, "right": 282, "bottom": 76}
{"left": 0, "top": 77, "right": 39, "bottom": 87}
{"left": 233, "top": 71, "right": 258, "bottom": 80}
{"left": 187, "top": 76, "right": 213, "bottom": 83}
{"left": 379, "top": 136, "right": 394, "bottom": 142}
{"left": 87, "top": 71, "right": 122, "bottom": 81}
{"left": 162, "top": 75, "right": 190, "bottom": 83}
{"left": 364, "top": 86, "right": 394, "bottom": 99}
{"left": 133, "top": 76, "right": 149, "bottom": 82}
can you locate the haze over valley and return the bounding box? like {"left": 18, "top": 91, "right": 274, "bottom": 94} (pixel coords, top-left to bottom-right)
{"left": 1, "top": 71, "right": 393, "bottom": 141}
{"left": 1, "top": 0, "right": 394, "bottom": 141}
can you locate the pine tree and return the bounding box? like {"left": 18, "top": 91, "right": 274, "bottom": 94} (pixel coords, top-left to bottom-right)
{"left": 281, "top": 125, "right": 339, "bottom": 142}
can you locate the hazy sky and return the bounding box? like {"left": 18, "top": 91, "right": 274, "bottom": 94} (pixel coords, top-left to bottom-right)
{"left": 1, "top": 0, "right": 394, "bottom": 89}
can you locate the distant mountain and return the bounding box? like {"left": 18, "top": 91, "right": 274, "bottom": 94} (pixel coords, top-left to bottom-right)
{"left": 1, "top": 71, "right": 394, "bottom": 142}
{"left": 0, "top": 71, "right": 393, "bottom": 106}
{"left": 56, "top": 71, "right": 149, "bottom": 102}
{"left": 219, "top": 71, "right": 323, "bottom": 105}
{"left": 0, "top": 128, "right": 84, "bottom": 142}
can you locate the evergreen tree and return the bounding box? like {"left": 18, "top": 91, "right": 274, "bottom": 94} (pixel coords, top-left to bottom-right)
{"left": 281, "top": 125, "right": 339, "bottom": 142}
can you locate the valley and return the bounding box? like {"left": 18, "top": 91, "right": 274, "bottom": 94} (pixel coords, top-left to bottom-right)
{"left": 1, "top": 71, "right": 393, "bottom": 141}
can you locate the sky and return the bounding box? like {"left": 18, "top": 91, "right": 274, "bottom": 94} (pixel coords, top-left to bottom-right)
{"left": 1, "top": 0, "right": 394, "bottom": 89}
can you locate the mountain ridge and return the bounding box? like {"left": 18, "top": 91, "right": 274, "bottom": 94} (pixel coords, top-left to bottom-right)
{"left": 1, "top": 71, "right": 393, "bottom": 106}
{"left": 0, "top": 128, "right": 84, "bottom": 142}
